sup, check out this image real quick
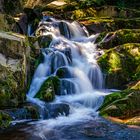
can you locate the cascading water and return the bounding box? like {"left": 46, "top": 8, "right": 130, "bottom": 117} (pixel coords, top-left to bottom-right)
{"left": 27, "top": 17, "right": 107, "bottom": 123}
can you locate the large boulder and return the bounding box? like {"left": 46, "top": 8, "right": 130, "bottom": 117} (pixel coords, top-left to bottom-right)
{"left": 98, "top": 43, "right": 140, "bottom": 89}
{"left": 99, "top": 89, "right": 140, "bottom": 120}
{"left": 0, "top": 32, "right": 30, "bottom": 109}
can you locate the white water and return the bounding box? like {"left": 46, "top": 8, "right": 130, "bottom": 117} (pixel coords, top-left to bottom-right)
{"left": 27, "top": 18, "right": 109, "bottom": 126}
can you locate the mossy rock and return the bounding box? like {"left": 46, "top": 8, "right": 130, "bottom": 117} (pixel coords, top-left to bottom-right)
{"left": 0, "top": 14, "right": 16, "bottom": 32}
{"left": 4, "top": 105, "right": 39, "bottom": 120}
{"left": 56, "top": 67, "right": 73, "bottom": 78}
{"left": 0, "top": 111, "right": 12, "bottom": 129}
{"left": 0, "top": 64, "right": 26, "bottom": 109}
{"left": 71, "top": 8, "right": 97, "bottom": 20}
{"left": 98, "top": 43, "right": 140, "bottom": 89}
{"left": 35, "top": 76, "right": 60, "bottom": 102}
{"left": 0, "top": 32, "right": 29, "bottom": 109}
{"left": 96, "top": 29, "right": 140, "bottom": 49}
{"left": 80, "top": 18, "right": 140, "bottom": 33}
{"left": 24, "top": 105, "right": 39, "bottom": 119}
{"left": 99, "top": 89, "right": 140, "bottom": 119}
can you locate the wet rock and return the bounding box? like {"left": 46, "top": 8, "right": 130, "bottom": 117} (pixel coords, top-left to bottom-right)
{"left": 62, "top": 48, "right": 72, "bottom": 64}
{"left": 56, "top": 67, "right": 73, "bottom": 78}
{"left": 37, "top": 35, "right": 52, "bottom": 48}
{"left": 60, "top": 79, "right": 77, "bottom": 95}
{"left": 51, "top": 51, "right": 69, "bottom": 73}
{"left": 4, "top": 105, "right": 39, "bottom": 120}
{"left": 59, "top": 22, "right": 72, "bottom": 38}
{"left": 13, "top": 13, "right": 28, "bottom": 35}
{"left": 46, "top": 103, "right": 70, "bottom": 118}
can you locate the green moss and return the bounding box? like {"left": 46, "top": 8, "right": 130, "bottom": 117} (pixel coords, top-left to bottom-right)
{"left": 98, "top": 43, "right": 140, "bottom": 88}
{"left": 109, "top": 52, "right": 121, "bottom": 72}
{"left": 0, "top": 65, "right": 26, "bottom": 109}
{"left": 99, "top": 89, "right": 140, "bottom": 119}
{"left": 71, "top": 8, "right": 97, "bottom": 20}
{"left": 0, "top": 33, "right": 27, "bottom": 109}
{"left": 35, "top": 76, "right": 60, "bottom": 102}
{"left": 0, "top": 111, "right": 12, "bottom": 129}
{"left": 0, "top": 14, "right": 16, "bottom": 32}
{"left": 95, "top": 32, "right": 107, "bottom": 43}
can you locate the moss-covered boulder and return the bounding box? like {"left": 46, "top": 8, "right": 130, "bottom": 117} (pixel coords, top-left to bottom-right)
{"left": 96, "top": 29, "right": 140, "bottom": 49}
{"left": 35, "top": 76, "right": 60, "bottom": 102}
{"left": 99, "top": 89, "right": 140, "bottom": 119}
{"left": 0, "top": 111, "right": 12, "bottom": 129}
{"left": 98, "top": 43, "right": 140, "bottom": 89}
{"left": 0, "top": 32, "right": 30, "bottom": 109}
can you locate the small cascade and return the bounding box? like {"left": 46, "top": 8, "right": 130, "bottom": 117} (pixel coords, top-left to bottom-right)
{"left": 27, "top": 16, "right": 106, "bottom": 120}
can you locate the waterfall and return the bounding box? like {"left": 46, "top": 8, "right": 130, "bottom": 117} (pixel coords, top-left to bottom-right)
{"left": 27, "top": 17, "right": 105, "bottom": 120}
